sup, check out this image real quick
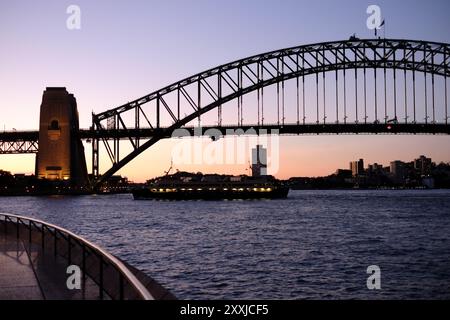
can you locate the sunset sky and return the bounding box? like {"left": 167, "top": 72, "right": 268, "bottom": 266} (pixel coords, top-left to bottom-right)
{"left": 1, "top": 0, "right": 450, "bottom": 182}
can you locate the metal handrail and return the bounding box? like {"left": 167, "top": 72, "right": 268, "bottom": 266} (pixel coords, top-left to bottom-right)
{"left": 0, "top": 213, "right": 154, "bottom": 300}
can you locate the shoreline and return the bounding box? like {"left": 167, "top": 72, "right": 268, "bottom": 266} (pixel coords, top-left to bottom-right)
{"left": 1, "top": 187, "right": 449, "bottom": 197}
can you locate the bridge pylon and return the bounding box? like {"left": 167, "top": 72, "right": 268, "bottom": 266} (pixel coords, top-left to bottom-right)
{"left": 35, "top": 87, "right": 88, "bottom": 186}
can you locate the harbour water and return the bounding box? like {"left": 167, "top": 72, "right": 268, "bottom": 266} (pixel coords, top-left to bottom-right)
{"left": 1, "top": 189, "right": 449, "bottom": 299}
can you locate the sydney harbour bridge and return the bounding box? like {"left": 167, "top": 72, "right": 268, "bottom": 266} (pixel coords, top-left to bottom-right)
{"left": 1, "top": 38, "right": 449, "bottom": 188}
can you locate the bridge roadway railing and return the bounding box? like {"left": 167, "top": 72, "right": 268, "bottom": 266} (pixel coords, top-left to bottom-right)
{"left": 1, "top": 123, "right": 449, "bottom": 155}
{"left": 0, "top": 213, "right": 154, "bottom": 300}
{"left": 2, "top": 122, "right": 450, "bottom": 141}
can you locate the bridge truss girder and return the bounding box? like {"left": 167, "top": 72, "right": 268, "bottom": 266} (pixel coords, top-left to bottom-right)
{"left": 0, "top": 140, "right": 38, "bottom": 154}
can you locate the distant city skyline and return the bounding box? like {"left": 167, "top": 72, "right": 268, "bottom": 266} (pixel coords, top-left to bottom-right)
{"left": 1, "top": 152, "right": 445, "bottom": 181}
{"left": 1, "top": 0, "right": 450, "bottom": 182}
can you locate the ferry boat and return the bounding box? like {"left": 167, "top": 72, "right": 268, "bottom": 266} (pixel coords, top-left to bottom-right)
{"left": 132, "top": 172, "right": 289, "bottom": 200}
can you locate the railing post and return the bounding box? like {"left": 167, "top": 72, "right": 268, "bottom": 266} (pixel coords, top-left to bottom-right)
{"left": 119, "top": 273, "right": 124, "bottom": 300}
{"left": 29, "top": 220, "right": 32, "bottom": 243}
{"left": 16, "top": 218, "right": 19, "bottom": 239}
{"left": 54, "top": 231, "right": 57, "bottom": 256}
{"left": 82, "top": 245, "right": 86, "bottom": 285}
{"left": 99, "top": 256, "right": 104, "bottom": 300}
{"left": 41, "top": 224, "right": 44, "bottom": 250}
{"left": 68, "top": 235, "right": 72, "bottom": 264}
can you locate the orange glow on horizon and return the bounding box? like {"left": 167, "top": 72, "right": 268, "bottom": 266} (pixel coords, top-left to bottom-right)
{"left": 2, "top": 135, "right": 449, "bottom": 183}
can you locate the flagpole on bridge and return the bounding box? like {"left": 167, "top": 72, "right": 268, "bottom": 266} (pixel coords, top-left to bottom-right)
{"left": 374, "top": 19, "right": 385, "bottom": 39}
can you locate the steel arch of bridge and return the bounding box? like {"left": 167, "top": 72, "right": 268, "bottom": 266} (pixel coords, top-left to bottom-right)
{"left": 92, "top": 38, "right": 450, "bottom": 186}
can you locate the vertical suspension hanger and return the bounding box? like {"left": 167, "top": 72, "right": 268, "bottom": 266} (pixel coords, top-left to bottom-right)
{"left": 431, "top": 50, "right": 436, "bottom": 124}
{"left": 135, "top": 105, "right": 140, "bottom": 149}
{"left": 322, "top": 47, "right": 326, "bottom": 124}
{"left": 413, "top": 48, "right": 417, "bottom": 123}
{"left": 374, "top": 45, "right": 378, "bottom": 123}
{"left": 316, "top": 50, "right": 319, "bottom": 124}
{"left": 343, "top": 46, "right": 347, "bottom": 124}
{"left": 261, "top": 61, "right": 264, "bottom": 126}
{"left": 336, "top": 47, "right": 339, "bottom": 124}
{"left": 197, "top": 79, "right": 201, "bottom": 127}
{"left": 177, "top": 85, "right": 181, "bottom": 123}
{"left": 240, "top": 66, "right": 244, "bottom": 125}
{"left": 404, "top": 47, "right": 408, "bottom": 124}
{"left": 394, "top": 52, "right": 397, "bottom": 122}
{"left": 237, "top": 68, "right": 241, "bottom": 126}
{"left": 113, "top": 114, "right": 117, "bottom": 164}
{"left": 116, "top": 114, "right": 120, "bottom": 164}
{"left": 302, "top": 53, "right": 306, "bottom": 125}
{"left": 355, "top": 47, "right": 358, "bottom": 124}
{"left": 424, "top": 45, "right": 428, "bottom": 124}
{"left": 384, "top": 40, "right": 388, "bottom": 123}
{"left": 277, "top": 58, "right": 280, "bottom": 126}
{"left": 296, "top": 53, "right": 300, "bottom": 125}
{"left": 156, "top": 95, "right": 160, "bottom": 129}
{"left": 323, "top": 48, "right": 326, "bottom": 124}
{"left": 257, "top": 62, "right": 260, "bottom": 126}
{"left": 282, "top": 55, "right": 285, "bottom": 126}
{"left": 364, "top": 46, "right": 367, "bottom": 124}
{"left": 217, "top": 73, "right": 222, "bottom": 126}
{"left": 445, "top": 49, "right": 448, "bottom": 125}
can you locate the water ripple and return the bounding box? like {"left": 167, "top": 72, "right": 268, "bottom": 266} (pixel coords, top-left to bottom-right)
{"left": 1, "top": 189, "right": 450, "bottom": 299}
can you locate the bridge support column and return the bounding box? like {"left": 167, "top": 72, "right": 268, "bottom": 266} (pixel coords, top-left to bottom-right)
{"left": 91, "top": 113, "right": 99, "bottom": 179}
{"left": 92, "top": 137, "right": 99, "bottom": 178}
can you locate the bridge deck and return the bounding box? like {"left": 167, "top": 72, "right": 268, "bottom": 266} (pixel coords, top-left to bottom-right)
{"left": 1, "top": 123, "right": 450, "bottom": 141}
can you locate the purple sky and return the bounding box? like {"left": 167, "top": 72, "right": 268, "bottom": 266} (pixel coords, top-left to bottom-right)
{"left": 1, "top": 0, "right": 450, "bottom": 181}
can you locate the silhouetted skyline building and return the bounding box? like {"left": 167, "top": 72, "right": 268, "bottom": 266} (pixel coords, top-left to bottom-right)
{"left": 350, "top": 159, "right": 364, "bottom": 177}
{"left": 252, "top": 145, "right": 267, "bottom": 177}
{"left": 367, "top": 163, "right": 384, "bottom": 175}
{"left": 414, "top": 155, "right": 432, "bottom": 176}
{"left": 390, "top": 160, "right": 407, "bottom": 183}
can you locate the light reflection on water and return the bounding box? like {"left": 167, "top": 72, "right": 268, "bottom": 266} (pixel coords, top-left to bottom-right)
{"left": 1, "top": 189, "right": 450, "bottom": 299}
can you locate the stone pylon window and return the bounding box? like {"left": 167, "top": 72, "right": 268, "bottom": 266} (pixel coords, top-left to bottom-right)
{"left": 49, "top": 120, "right": 60, "bottom": 130}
